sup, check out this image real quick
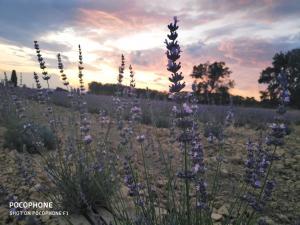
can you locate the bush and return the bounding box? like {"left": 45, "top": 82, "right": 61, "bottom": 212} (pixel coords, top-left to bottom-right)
{"left": 155, "top": 116, "right": 170, "bottom": 128}
{"left": 3, "top": 118, "right": 56, "bottom": 153}
{"left": 42, "top": 133, "right": 117, "bottom": 224}
{"left": 203, "top": 121, "right": 224, "bottom": 141}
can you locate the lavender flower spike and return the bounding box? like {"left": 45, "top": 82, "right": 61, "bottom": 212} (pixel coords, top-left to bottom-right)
{"left": 165, "top": 16, "right": 185, "bottom": 93}
{"left": 118, "top": 54, "right": 125, "bottom": 85}
{"left": 78, "top": 45, "right": 85, "bottom": 93}
{"left": 34, "top": 41, "right": 50, "bottom": 81}
{"left": 57, "top": 53, "right": 70, "bottom": 88}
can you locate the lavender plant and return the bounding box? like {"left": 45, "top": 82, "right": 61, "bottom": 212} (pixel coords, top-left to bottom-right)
{"left": 165, "top": 16, "right": 211, "bottom": 225}
{"left": 34, "top": 41, "right": 58, "bottom": 133}
{"left": 27, "top": 43, "right": 118, "bottom": 224}
{"left": 239, "top": 68, "right": 291, "bottom": 224}
{"left": 112, "top": 16, "right": 210, "bottom": 225}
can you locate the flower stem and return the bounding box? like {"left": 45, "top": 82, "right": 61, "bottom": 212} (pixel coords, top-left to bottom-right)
{"left": 184, "top": 142, "right": 191, "bottom": 224}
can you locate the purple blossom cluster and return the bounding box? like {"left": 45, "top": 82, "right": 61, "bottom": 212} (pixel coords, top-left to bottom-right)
{"left": 34, "top": 41, "right": 50, "bottom": 82}
{"left": 242, "top": 140, "right": 277, "bottom": 213}
{"left": 129, "top": 64, "right": 135, "bottom": 89}
{"left": 57, "top": 53, "right": 70, "bottom": 88}
{"left": 118, "top": 54, "right": 125, "bottom": 85}
{"left": 123, "top": 159, "right": 143, "bottom": 198}
{"left": 244, "top": 141, "right": 270, "bottom": 189}
{"left": 78, "top": 45, "right": 85, "bottom": 93}
{"left": 33, "top": 72, "right": 46, "bottom": 105}
{"left": 57, "top": 54, "right": 74, "bottom": 104}
{"left": 165, "top": 16, "right": 185, "bottom": 93}
{"left": 99, "top": 109, "right": 110, "bottom": 125}
{"left": 243, "top": 178, "right": 275, "bottom": 213}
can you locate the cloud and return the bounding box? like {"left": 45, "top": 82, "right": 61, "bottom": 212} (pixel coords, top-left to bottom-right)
{"left": 218, "top": 36, "right": 300, "bottom": 67}
{"left": 129, "top": 49, "right": 164, "bottom": 67}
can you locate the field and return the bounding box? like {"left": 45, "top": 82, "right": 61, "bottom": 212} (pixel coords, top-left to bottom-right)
{"left": 0, "top": 86, "right": 299, "bottom": 225}
{"left": 0, "top": 12, "right": 299, "bottom": 225}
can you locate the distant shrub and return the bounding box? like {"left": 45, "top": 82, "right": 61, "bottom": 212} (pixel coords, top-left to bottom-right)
{"left": 141, "top": 109, "right": 152, "bottom": 125}
{"left": 295, "top": 120, "right": 300, "bottom": 126}
{"left": 203, "top": 121, "right": 224, "bottom": 141}
{"left": 155, "top": 116, "right": 170, "bottom": 128}
{"left": 3, "top": 117, "right": 56, "bottom": 153}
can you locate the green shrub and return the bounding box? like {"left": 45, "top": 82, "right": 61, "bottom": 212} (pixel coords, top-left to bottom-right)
{"left": 155, "top": 116, "right": 170, "bottom": 128}
{"left": 141, "top": 110, "right": 152, "bottom": 125}
{"left": 3, "top": 118, "right": 56, "bottom": 153}
{"left": 203, "top": 121, "right": 224, "bottom": 141}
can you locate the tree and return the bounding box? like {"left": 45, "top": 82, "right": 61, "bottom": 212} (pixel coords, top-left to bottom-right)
{"left": 191, "top": 61, "right": 234, "bottom": 104}
{"left": 10, "top": 70, "right": 18, "bottom": 87}
{"left": 258, "top": 48, "right": 300, "bottom": 108}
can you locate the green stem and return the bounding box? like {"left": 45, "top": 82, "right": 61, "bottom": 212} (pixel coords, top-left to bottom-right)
{"left": 210, "top": 148, "right": 222, "bottom": 209}
{"left": 223, "top": 183, "right": 246, "bottom": 225}
{"left": 140, "top": 143, "right": 157, "bottom": 224}
{"left": 184, "top": 142, "right": 191, "bottom": 225}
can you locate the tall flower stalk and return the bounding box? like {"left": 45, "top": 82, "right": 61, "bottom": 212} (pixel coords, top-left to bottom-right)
{"left": 57, "top": 53, "right": 74, "bottom": 108}
{"left": 57, "top": 53, "right": 70, "bottom": 89}
{"left": 114, "top": 54, "right": 126, "bottom": 137}
{"left": 77, "top": 45, "right": 92, "bottom": 145}
{"left": 165, "top": 17, "right": 185, "bottom": 93}
{"left": 33, "top": 41, "right": 57, "bottom": 133}
{"left": 78, "top": 45, "right": 85, "bottom": 93}
{"left": 118, "top": 54, "right": 125, "bottom": 86}
{"left": 165, "top": 16, "right": 209, "bottom": 224}
{"left": 34, "top": 41, "right": 51, "bottom": 88}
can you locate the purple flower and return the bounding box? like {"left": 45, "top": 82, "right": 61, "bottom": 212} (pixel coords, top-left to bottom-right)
{"left": 123, "top": 160, "right": 143, "bottom": 198}
{"left": 34, "top": 41, "right": 50, "bottom": 81}
{"left": 57, "top": 53, "right": 70, "bottom": 87}
{"left": 165, "top": 17, "right": 185, "bottom": 93}
{"left": 136, "top": 135, "right": 145, "bottom": 143}
{"left": 244, "top": 141, "right": 271, "bottom": 189}
{"left": 118, "top": 54, "right": 125, "bottom": 85}
{"left": 78, "top": 45, "right": 85, "bottom": 93}
{"left": 83, "top": 135, "right": 92, "bottom": 144}
{"left": 196, "top": 179, "right": 208, "bottom": 210}
{"left": 129, "top": 64, "right": 135, "bottom": 89}
{"left": 262, "top": 180, "right": 275, "bottom": 204}
{"left": 242, "top": 193, "right": 263, "bottom": 212}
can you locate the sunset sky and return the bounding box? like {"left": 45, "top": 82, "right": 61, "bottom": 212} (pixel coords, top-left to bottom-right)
{"left": 0, "top": 0, "right": 299, "bottom": 99}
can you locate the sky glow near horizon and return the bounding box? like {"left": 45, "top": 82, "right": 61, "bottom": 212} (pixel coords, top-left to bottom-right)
{"left": 0, "top": 0, "right": 299, "bottom": 99}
